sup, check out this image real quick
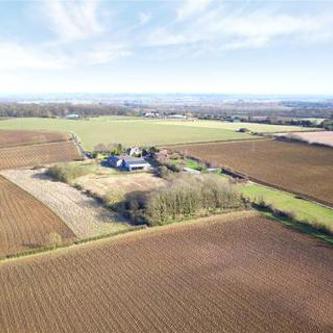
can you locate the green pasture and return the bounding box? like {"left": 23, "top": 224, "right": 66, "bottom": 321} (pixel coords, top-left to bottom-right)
{"left": 0, "top": 117, "right": 254, "bottom": 150}
{"left": 240, "top": 182, "right": 333, "bottom": 232}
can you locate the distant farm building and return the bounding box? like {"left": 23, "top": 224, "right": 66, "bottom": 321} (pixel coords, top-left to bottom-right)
{"left": 65, "top": 113, "right": 80, "bottom": 119}
{"left": 108, "top": 155, "right": 151, "bottom": 171}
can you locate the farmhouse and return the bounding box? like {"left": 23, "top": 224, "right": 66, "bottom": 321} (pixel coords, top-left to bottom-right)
{"left": 108, "top": 155, "right": 151, "bottom": 171}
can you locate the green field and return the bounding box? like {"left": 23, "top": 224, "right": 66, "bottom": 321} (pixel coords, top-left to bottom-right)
{"left": 154, "top": 119, "right": 315, "bottom": 133}
{"left": 240, "top": 182, "right": 333, "bottom": 232}
{"left": 0, "top": 117, "right": 255, "bottom": 150}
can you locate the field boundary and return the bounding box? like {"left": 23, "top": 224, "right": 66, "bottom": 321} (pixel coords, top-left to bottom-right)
{"left": 162, "top": 136, "right": 269, "bottom": 148}
{"left": 0, "top": 210, "right": 254, "bottom": 264}
{"left": 171, "top": 141, "right": 333, "bottom": 209}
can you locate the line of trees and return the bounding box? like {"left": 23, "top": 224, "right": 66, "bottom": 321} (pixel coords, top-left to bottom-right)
{"left": 0, "top": 103, "right": 135, "bottom": 118}
{"left": 116, "top": 174, "right": 246, "bottom": 226}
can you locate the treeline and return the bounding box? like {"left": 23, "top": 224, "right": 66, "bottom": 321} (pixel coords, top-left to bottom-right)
{"left": 0, "top": 103, "right": 136, "bottom": 118}
{"left": 116, "top": 174, "right": 246, "bottom": 226}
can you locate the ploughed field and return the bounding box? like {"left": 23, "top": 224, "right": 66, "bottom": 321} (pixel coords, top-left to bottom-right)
{"left": 0, "top": 211, "right": 332, "bottom": 333}
{"left": 175, "top": 139, "right": 333, "bottom": 206}
{"left": 0, "top": 141, "right": 81, "bottom": 170}
{"left": 1, "top": 169, "right": 130, "bottom": 238}
{"left": 0, "top": 129, "right": 70, "bottom": 148}
{"left": 0, "top": 176, "right": 75, "bottom": 257}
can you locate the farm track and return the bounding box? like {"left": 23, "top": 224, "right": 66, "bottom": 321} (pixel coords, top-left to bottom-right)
{"left": 0, "top": 176, "right": 76, "bottom": 258}
{"left": 174, "top": 139, "right": 333, "bottom": 207}
{"left": 0, "top": 211, "right": 332, "bottom": 332}
{"left": 1, "top": 169, "right": 130, "bottom": 239}
{"left": 0, "top": 141, "right": 82, "bottom": 170}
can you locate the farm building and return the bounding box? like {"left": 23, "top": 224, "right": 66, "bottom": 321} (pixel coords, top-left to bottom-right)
{"left": 107, "top": 155, "right": 151, "bottom": 171}
{"left": 128, "top": 146, "right": 142, "bottom": 157}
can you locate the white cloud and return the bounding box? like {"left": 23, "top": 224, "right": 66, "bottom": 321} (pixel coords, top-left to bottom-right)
{"left": 139, "top": 12, "right": 151, "bottom": 25}
{"left": 177, "top": 0, "right": 213, "bottom": 20}
{"left": 147, "top": 4, "right": 333, "bottom": 52}
{"left": 0, "top": 42, "right": 67, "bottom": 71}
{"left": 43, "top": 0, "right": 103, "bottom": 41}
{"left": 85, "top": 44, "right": 132, "bottom": 65}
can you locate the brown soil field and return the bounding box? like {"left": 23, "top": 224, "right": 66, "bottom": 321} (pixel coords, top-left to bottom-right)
{"left": 0, "top": 176, "right": 75, "bottom": 258}
{"left": 0, "top": 141, "right": 82, "bottom": 170}
{"left": 175, "top": 139, "right": 333, "bottom": 206}
{"left": 0, "top": 211, "right": 332, "bottom": 333}
{"left": 0, "top": 129, "right": 70, "bottom": 148}
{"left": 1, "top": 169, "right": 129, "bottom": 239}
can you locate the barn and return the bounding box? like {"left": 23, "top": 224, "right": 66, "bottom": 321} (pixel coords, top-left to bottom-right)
{"left": 107, "top": 155, "right": 151, "bottom": 171}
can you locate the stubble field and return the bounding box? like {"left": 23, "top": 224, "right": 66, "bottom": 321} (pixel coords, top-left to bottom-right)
{"left": 0, "top": 176, "right": 75, "bottom": 258}
{"left": 75, "top": 171, "right": 166, "bottom": 198}
{"left": 284, "top": 131, "right": 333, "bottom": 147}
{"left": 175, "top": 139, "right": 333, "bottom": 206}
{"left": 0, "top": 211, "right": 332, "bottom": 332}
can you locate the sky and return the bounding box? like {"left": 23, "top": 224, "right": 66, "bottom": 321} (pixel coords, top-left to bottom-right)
{"left": 0, "top": 0, "right": 333, "bottom": 96}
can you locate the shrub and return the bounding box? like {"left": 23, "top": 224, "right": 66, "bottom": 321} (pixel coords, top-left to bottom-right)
{"left": 122, "top": 174, "right": 245, "bottom": 226}
{"left": 46, "top": 162, "right": 94, "bottom": 183}
{"left": 155, "top": 165, "right": 170, "bottom": 179}
{"left": 103, "top": 189, "right": 125, "bottom": 208}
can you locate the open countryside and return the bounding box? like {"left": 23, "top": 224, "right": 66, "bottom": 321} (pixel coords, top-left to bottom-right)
{"left": 0, "top": 176, "right": 75, "bottom": 257}
{"left": 1, "top": 1, "right": 333, "bottom": 332}
{"left": 0, "top": 212, "right": 332, "bottom": 333}
{"left": 0, "top": 117, "right": 288, "bottom": 150}
{"left": 174, "top": 139, "right": 333, "bottom": 207}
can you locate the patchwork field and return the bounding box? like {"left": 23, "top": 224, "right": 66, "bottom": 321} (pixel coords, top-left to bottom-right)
{"left": 1, "top": 169, "right": 130, "bottom": 239}
{"left": 0, "top": 141, "right": 82, "bottom": 170}
{"left": 0, "top": 211, "right": 332, "bottom": 333}
{"left": 0, "top": 176, "right": 75, "bottom": 258}
{"left": 0, "top": 117, "right": 258, "bottom": 150}
{"left": 0, "top": 129, "right": 70, "bottom": 148}
{"left": 174, "top": 139, "right": 333, "bottom": 206}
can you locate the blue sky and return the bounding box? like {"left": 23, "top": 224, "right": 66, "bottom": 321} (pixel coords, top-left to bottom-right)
{"left": 0, "top": 0, "right": 332, "bottom": 95}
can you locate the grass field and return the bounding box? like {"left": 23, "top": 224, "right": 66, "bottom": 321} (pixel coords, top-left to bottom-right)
{"left": 175, "top": 139, "right": 333, "bottom": 207}
{"left": 0, "top": 211, "right": 332, "bottom": 333}
{"left": 0, "top": 117, "right": 259, "bottom": 150}
{"left": 155, "top": 119, "right": 313, "bottom": 133}
{"left": 0, "top": 176, "right": 75, "bottom": 257}
{"left": 239, "top": 182, "right": 333, "bottom": 234}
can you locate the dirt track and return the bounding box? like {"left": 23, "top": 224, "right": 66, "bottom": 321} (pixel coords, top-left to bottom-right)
{"left": 0, "top": 176, "right": 75, "bottom": 257}
{"left": 175, "top": 139, "right": 333, "bottom": 206}
{"left": 0, "top": 211, "right": 332, "bottom": 332}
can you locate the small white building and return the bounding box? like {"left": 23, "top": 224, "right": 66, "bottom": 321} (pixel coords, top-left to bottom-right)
{"left": 128, "top": 147, "right": 142, "bottom": 157}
